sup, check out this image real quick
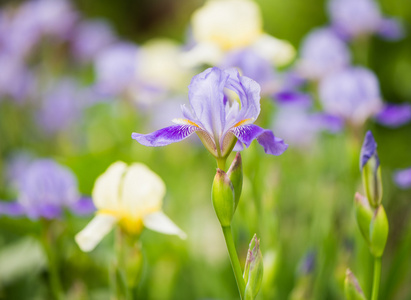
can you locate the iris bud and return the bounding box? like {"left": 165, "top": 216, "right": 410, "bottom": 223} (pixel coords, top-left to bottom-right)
{"left": 354, "top": 192, "right": 373, "bottom": 244}
{"left": 344, "top": 269, "right": 366, "bottom": 300}
{"left": 212, "top": 169, "right": 235, "bottom": 226}
{"left": 369, "top": 205, "right": 389, "bottom": 258}
{"left": 244, "top": 234, "right": 263, "bottom": 300}
{"left": 362, "top": 157, "right": 383, "bottom": 208}
{"left": 360, "top": 131, "right": 383, "bottom": 208}
{"left": 227, "top": 152, "right": 243, "bottom": 211}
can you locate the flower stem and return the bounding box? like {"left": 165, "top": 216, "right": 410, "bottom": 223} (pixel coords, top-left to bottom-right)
{"left": 222, "top": 225, "right": 245, "bottom": 299}
{"left": 371, "top": 257, "right": 382, "bottom": 300}
{"left": 217, "top": 158, "right": 226, "bottom": 171}
{"left": 41, "top": 221, "right": 63, "bottom": 300}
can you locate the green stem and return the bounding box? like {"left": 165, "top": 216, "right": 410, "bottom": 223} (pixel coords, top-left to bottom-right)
{"left": 41, "top": 221, "right": 63, "bottom": 300}
{"left": 114, "top": 228, "right": 129, "bottom": 299}
{"left": 222, "top": 226, "right": 246, "bottom": 299}
{"left": 217, "top": 158, "right": 226, "bottom": 171}
{"left": 371, "top": 257, "right": 382, "bottom": 300}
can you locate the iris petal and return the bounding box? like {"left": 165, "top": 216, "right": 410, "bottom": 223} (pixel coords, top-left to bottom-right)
{"left": 0, "top": 202, "right": 25, "bottom": 217}
{"left": 188, "top": 67, "right": 228, "bottom": 136}
{"left": 132, "top": 125, "right": 200, "bottom": 147}
{"left": 360, "top": 130, "right": 379, "bottom": 170}
{"left": 143, "top": 211, "right": 187, "bottom": 239}
{"left": 232, "top": 124, "right": 288, "bottom": 155}
{"left": 75, "top": 214, "right": 118, "bottom": 252}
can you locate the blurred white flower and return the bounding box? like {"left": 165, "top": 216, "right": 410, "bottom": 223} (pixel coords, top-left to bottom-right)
{"left": 183, "top": 0, "right": 295, "bottom": 68}
{"left": 75, "top": 161, "right": 186, "bottom": 252}
{"left": 132, "top": 39, "right": 192, "bottom": 106}
{"left": 192, "top": 0, "right": 262, "bottom": 50}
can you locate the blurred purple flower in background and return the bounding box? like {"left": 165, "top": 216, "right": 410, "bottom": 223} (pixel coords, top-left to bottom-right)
{"left": 375, "top": 103, "right": 411, "bottom": 128}
{"left": 394, "top": 168, "right": 411, "bottom": 189}
{"left": 298, "top": 251, "right": 316, "bottom": 275}
{"left": 298, "top": 28, "right": 351, "bottom": 80}
{"left": 328, "top": 0, "right": 404, "bottom": 40}
{"left": 71, "top": 20, "right": 116, "bottom": 63}
{"left": 132, "top": 67, "right": 288, "bottom": 157}
{"left": 0, "top": 6, "right": 40, "bottom": 58}
{"left": 0, "top": 159, "right": 95, "bottom": 220}
{"left": 220, "top": 48, "right": 279, "bottom": 96}
{"left": 319, "top": 67, "right": 382, "bottom": 126}
{"left": 0, "top": 54, "right": 36, "bottom": 103}
{"left": 29, "top": 0, "right": 78, "bottom": 40}
{"left": 93, "top": 42, "right": 138, "bottom": 97}
{"left": 274, "top": 90, "right": 312, "bottom": 108}
{"left": 36, "top": 79, "right": 85, "bottom": 134}
{"left": 273, "top": 97, "right": 343, "bottom": 149}
{"left": 377, "top": 17, "right": 405, "bottom": 41}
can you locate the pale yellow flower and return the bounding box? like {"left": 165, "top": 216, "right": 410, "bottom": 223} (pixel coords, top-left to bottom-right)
{"left": 75, "top": 162, "right": 186, "bottom": 252}
{"left": 192, "top": 0, "right": 262, "bottom": 50}
{"left": 184, "top": 0, "right": 295, "bottom": 67}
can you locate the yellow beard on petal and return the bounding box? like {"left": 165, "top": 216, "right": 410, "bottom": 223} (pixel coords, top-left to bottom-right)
{"left": 97, "top": 206, "right": 161, "bottom": 235}
{"left": 119, "top": 217, "right": 144, "bottom": 235}
{"left": 172, "top": 118, "right": 201, "bottom": 128}
{"left": 234, "top": 118, "right": 254, "bottom": 127}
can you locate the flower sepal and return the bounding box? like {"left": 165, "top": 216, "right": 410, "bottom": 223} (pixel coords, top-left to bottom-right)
{"left": 212, "top": 169, "right": 235, "bottom": 227}
{"left": 227, "top": 153, "right": 243, "bottom": 211}
{"left": 354, "top": 192, "right": 373, "bottom": 244}
{"left": 344, "top": 269, "right": 367, "bottom": 300}
{"left": 369, "top": 205, "right": 389, "bottom": 258}
{"left": 244, "top": 234, "right": 263, "bottom": 300}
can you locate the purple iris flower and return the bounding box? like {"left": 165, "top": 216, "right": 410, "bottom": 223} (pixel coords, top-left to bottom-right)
{"left": 71, "top": 20, "right": 116, "bottom": 63}
{"left": 394, "top": 168, "right": 411, "bottom": 189}
{"left": 273, "top": 101, "right": 343, "bottom": 149}
{"left": 274, "top": 91, "right": 312, "bottom": 108}
{"left": 360, "top": 130, "right": 379, "bottom": 170}
{"left": 220, "top": 49, "right": 278, "bottom": 95}
{"left": 328, "top": 0, "right": 404, "bottom": 40}
{"left": 0, "top": 5, "right": 40, "bottom": 59}
{"left": 0, "top": 159, "right": 95, "bottom": 220}
{"left": 375, "top": 103, "right": 411, "bottom": 128}
{"left": 29, "top": 0, "right": 78, "bottom": 40}
{"left": 36, "top": 79, "right": 84, "bottom": 134}
{"left": 298, "top": 28, "right": 351, "bottom": 80}
{"left": 377, "top": 18, "right": 405, "bottom": 41}
{"left": 319, "top": 67, "right": 382, "bottom": 126}
{"left": 0, "top": 54, "right": 36, "bottom": 103}
{"left": 93, "top": 42, "right": 138, "bottom": 97}
{"left": 132, "top": 67, "right": 288, "bottom": 159}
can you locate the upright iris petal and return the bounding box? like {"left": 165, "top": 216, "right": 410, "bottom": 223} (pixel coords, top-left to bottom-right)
{"left": 132, "top": 67, "right": 288, "bottom": 159}
{"left": 360, "top": 131, "right": 379, "bottom": 170}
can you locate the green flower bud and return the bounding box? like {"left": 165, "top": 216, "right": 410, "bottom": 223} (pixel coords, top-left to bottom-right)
{"left": 244, "top": 234, "right": 263, "bottom": 300}
{"left": 369, "top": 205, "right": 389, "bottom": 258}
{"left": 360, "top": 131, "right": 383, "bottom": 208}
{"left": 362, "top": 157, "right": 383, "bottom": 208}
{"left": 344, "top": 269, "right": 366, "bottom": 300}
{"left": 212, "top": 169, "right": 235, "bottom": 227}
{"left": 227, "top": 152, "right": 243, "bottom": 211}
{"left": 354, "top": 192, "right": 373, "bottom": 244}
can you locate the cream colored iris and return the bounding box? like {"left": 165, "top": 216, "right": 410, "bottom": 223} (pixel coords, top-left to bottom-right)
{"left": 192, "top": 0, "right": 262, "bottom": 50}
{"left": 185, "top": 0, "right": 295, "bottom": 67}
{"left": 75, "top": 162, "right": 186, "bottom": 252}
